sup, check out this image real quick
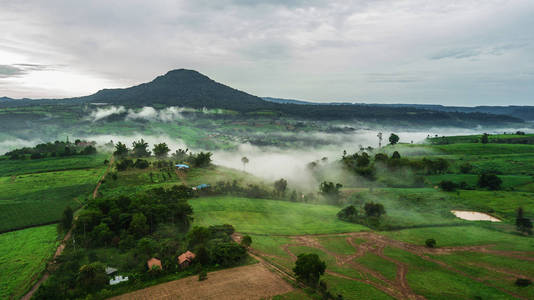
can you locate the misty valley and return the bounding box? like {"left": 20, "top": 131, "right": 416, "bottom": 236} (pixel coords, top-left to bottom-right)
{"left": 1, "top": 70, "right": 534, "bottom": 300}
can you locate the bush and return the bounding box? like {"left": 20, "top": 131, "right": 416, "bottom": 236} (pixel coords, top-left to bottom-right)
{"left": 425, "top": 238, "right": 436, "bottom": 248}
{"left": 515, "top": 278, "right": 531, "bottom": 287}
{"left": 438, "top": 180, "right": 458, "bottom": 192}
{"left": 241, "top": 235, "right": 252, "bottom": 247}
{"left": 198, "top": 270, "right": 208, "bottom": 281}
{"left": 478, "top": 173, "right": 502, "bottom": 190}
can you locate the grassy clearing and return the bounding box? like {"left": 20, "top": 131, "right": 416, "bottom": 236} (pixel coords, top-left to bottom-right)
{"left": 383, "top": 247, "right": 515, "bottom": 299}
{"left": 322, "top": 274, "right": 394, "bottom": 300}
{"left": 316, "top": 236, "right": 356, "bottom": 255}
{"left": 382, "top": 226, "right": 534, "bottom": 251}
{"left": 353, "top": 253, "right": 397, "bottom": 281}
{"left": 0, "top": 225, "right": 59, "bottom": 299}
{"left": 0, "top": 168, "right": 104, "bottom": 231}
{"left": 190, "top": 196, "right": 368, "bottom": 235}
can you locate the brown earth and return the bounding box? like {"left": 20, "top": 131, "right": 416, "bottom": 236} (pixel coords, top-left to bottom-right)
{"left": 110, "top": 263, "right": 294, "bottom": 300}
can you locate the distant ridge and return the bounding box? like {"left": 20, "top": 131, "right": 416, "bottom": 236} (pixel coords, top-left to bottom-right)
{"left": 0, "top": 69, "right": 526, "bottom": 126}
{"left": 263, "top": 97, "right": 534, "bottom": 121}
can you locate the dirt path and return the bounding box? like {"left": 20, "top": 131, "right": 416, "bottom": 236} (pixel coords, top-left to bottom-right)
{"left": 110, "top": 263, "right": 294, "bottom": 300}
{"left": 21, "top": 156, "right": 114, "bottom": 300}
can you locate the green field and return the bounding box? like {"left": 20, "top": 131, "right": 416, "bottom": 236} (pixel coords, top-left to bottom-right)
{"left": 0, "top": 154, "right": 108, "bottom": 177}
{"left": 0, "top": 167, "right": 105, "bottom": 232}
{"left": 190, "top": 196, "right": 368, "bottom": 235}
{"left": 0, "top": 225, "right": 59, "bottom": 299}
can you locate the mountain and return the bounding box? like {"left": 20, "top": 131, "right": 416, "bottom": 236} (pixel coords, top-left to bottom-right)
{"left": 0, "top": 69, "right": 526, "bottom": 126}
{"left": 79, "top": 69, "right": 273, "bottom": 112}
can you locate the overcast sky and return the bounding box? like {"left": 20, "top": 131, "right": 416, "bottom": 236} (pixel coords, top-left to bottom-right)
{"left": 1, "top": 0, "right": 533, "bottom": 105}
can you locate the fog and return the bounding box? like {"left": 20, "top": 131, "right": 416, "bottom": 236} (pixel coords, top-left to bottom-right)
{"left": 87, "top": 106, "right": 185, "bottom": 122}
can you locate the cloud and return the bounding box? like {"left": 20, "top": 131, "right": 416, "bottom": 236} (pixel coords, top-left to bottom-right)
{"left": 88, "top": 106, "right": 126, "bottom": 122}
{"left": 0, "top": 0, "right": 533, "bottom": 105}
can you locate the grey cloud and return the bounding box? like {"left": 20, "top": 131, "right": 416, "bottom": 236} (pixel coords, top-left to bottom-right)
{"left": 0, "top": 65, "right": 26, "bottom": 78}
{"left": 429, "top": 48, "right": 482, "bottom": 60}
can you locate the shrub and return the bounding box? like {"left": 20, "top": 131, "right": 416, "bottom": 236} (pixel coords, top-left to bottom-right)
{"left": 198, "top": 270, "right": 208, "bottom": 281}
{"left": 515, "top": 278, "right": 531, "bottom": 287}
{"left": 438, "top": 180, "right": 458, "bottom": 192}
{"left": 425, "top": 238, "right": 436, "bottom": 248}
{"left": 478, "top": 173, "right": 502, "bottom": 190}
{"left": 241, "top": 235, "right": 252, "bottom": 247}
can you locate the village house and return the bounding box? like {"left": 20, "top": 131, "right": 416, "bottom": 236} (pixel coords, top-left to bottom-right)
{"left": 178, "top": 250, "right": 196, "bottom": 269}
{"left": 147, "top": 257, "right": 162, "bottom": 270}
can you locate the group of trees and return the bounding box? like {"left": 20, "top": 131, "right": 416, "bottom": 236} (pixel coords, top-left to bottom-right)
{"left": 36, "top": 185, "right": 250, "bottom": 299}
{"left": 337, "top": 202, "right": 386, "bottom": 228}
{"left": 113, "top": 139, "right": 213, "bottom": 171}
{"left": 114, "top": 140, "right": 170, "bottom": 159}
{"left": 5, "top": 139, "right": 97, "bottom": 160}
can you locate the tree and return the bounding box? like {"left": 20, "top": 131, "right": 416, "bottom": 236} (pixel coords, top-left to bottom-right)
{"left": 425, "top": 238, "right": 436, "bottom": 248}
{"left": 516, "top": 208, "right": 533, "bottom": 235}
{"left": 241, "top": 156, "right": 249, "bottom": 170}
{"left": 293, "top": 253, "right": 326, "bottom": 287}
{"left": 337, "top": 205, "right": 359, "bottom": 222}
{"left": 78, "top": 262, "right": 108, "bottom": 291}
{"left": 389, "top": 133, "right": 400, "bottom": 145}
{"left": 356, "top": 152, "right": 370, "bottom": 168}
{"left": 477, "top": 173, "right": 502, "bottom": 190}
{"left": 190, "top": 152, "right": 212, "bottom": 167}
{"left": 132, "top": 139, "right": 151, "bottom": 157}
{"left": 153, "top": 143, "right": 170, "bottom": 158}
{"left": 459, "top": 162, "right": 473, "bottom": 174}
{"left": 113, "top": 142, "right": 129, "bottom": 158}
{"left": 129, "top": 213, "right": 149, "bottom": 238}
{"left": 481, "top": 133, "right": 489, "bottom": 144}
{"left": 241, "top": 235, "right": 252, "bottom": 247}
{"left": 364, "top": 202, "right": 385, "bottom": 218}
{"left": 319, "top": 181, "right": 343, "bottom": 204}
{"left": 391, "top": 151, "right": 401, "bottom": 159}
{"left": 61, "top": 206, "right": 74, "bottom": 232}
{"left": 81, "top": 146, "right": 97, "bottom": 155}
{"left": 377, "top": 132, "right": 383, "bottom": 148}
{"left": 274, "top": 178, "right": 288, "bottom": 197}
{"left": 439, "top": 180, "right": 458, "bottom": 192}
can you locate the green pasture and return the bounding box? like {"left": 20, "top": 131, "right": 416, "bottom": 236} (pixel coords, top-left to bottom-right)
{"left": 383, "top": 226, "right": 534, "bottom": 251}
{"left": 190, "top": 196, "right": 368, "bottom": 235}
{"left": 0, "top": 225, "right": 59, "bottom": 299}
{"left": 0, "top": 168, "right": 104, "bottom": 231}
{"left": 0, "top": 154, "right": 108, "bottom": 177}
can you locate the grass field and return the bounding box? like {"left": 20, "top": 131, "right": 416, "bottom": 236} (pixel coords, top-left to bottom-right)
{"left": 0, "top": 167, "right": 105, "bottom": 232}
{"left": 0, "top": 154, "right": 108, "bottom": 177}
{"left": 190, "top": 196, "right": 368, "bottom": 235}
{"left": 0, "top": 225, "right": 59, "bottom": 299}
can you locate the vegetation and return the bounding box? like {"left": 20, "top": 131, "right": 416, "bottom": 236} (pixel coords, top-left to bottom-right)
{"left": 293, "top": 253, "right": 326, "bottom": 287}
{"left": 0, "top": 225, "right": 58, "bottom": 299}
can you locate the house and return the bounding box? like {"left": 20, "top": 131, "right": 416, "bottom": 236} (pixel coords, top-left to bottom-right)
{"left": 109, "top": 275, "right": 129, "bottom": 285}
{"left": 192, "top": 184, "right": 210, "bottom": 191}
{"left": 147, "top": 257, "right": 162, "bottom": 270}
{"left": 105, "top": 266, "right": 117, "bottom": 275}
{"left": 175, "top": 164, "right": 190, "bottom": 170}
{"left": 178, "top": 250, "right": 196, "bottom": 268}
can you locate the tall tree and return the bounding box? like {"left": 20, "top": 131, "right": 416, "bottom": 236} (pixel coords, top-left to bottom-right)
{"left": 132, "top": 139, "right": 151, "bottom": 157}
{"left": 274, "top": 178, "right": 288, "bottom": 197}
{"left": 516, "top": 207, "right": 533, "bottom": 235}
{"left": 481, "top": 133, "right": 489, "bottom": 144}
{"left": 293, "top": 253, "right": 326, "bottom": 287}
{"left": 389, "top": 133, "right": 400, "bottom": 145}
{"left": 61, "top": 206, "right": 74, "bottom": 232}
{"left": 241, "top": 156, "right": 249, "bottom": 170}
{"left": 153, "top": 143, "right": 170, "bottom": 158}
{"left": 113, "top": 142, "right": 129, "bottom": 158}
